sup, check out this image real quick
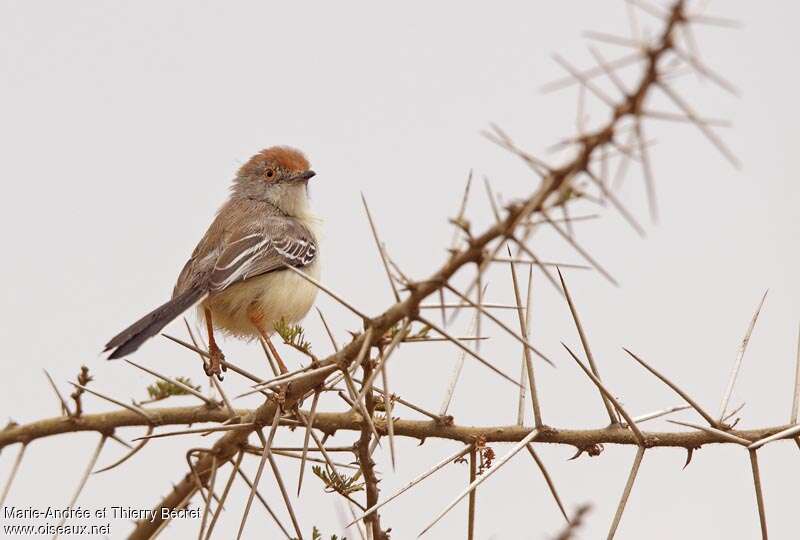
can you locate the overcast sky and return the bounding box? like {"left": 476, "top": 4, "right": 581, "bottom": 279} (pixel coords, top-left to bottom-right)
{"left": 1, "top": 1, "right": 798, "bottom": 539}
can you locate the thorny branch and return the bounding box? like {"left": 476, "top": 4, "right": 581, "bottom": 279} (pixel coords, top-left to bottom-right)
{"left": 1, "top": 2, "right": 793, "bottom": 540}
{"left": 1, "top": 407, "right": 794, "bottom": 457}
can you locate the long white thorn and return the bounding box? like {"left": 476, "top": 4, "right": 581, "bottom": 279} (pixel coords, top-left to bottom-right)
{"left": 718, "top": 290, "right": 768, "bottom": 422}
{"left": 348, "top": 445, "right": 472, "bottom": 528}
{"left": 418, "top": 430, "right": 540, "bottom": 537}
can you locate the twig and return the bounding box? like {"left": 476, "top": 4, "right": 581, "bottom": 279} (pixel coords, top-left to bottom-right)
{"left": 69, "top": 366, "right": 92, "bottom": 417}
{"left": 68, "top": 382, "right": 152, "bottom": 423}
{"left": 357, "top": 357, "right": 388, "bottom": 540}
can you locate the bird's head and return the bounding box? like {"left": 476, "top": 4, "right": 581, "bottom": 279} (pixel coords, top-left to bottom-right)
{"left": 232, "top": 146, "right": 317, "bottom": 215}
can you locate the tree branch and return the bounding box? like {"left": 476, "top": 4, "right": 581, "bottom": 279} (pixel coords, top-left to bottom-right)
{"left": 2, "top": 406, "right": 792, "bottom": 451}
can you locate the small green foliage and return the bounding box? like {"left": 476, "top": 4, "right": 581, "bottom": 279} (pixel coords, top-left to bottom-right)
{"left": 373, "top": 393, "right": 396, "bottom": 413}
{"left": 312, "top": 465, "right": 363, "bottom": 496}
{"left": 384, "top": 321, "right": 428, "bottom": 344}
{"left": 145, "top": 377, "right": 200, "bottom": 402}
{"left": 275, "top": 318, "right": 313, "bottom": 353}
{"left": 410, "top": 323, "right": 431, "bottom": 339}
{"left": 310, "top": 527, "right": 346, "bottom": 540}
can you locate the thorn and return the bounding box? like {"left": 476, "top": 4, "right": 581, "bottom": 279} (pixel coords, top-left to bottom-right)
{"left": 623, "top": 347, "right": 719, "bottom": 428}
{"left": 418, "top": 429, "right": 540, "bottom": 537}
{"left": 682, "top": 447, "right": 694, "bottom": 470}
{"left": 418, "top": 316, "right": 524, "bottom": 387}
{"left": 348, "top": 445, "right": 472, "bottom": 528}
{"left": 748, "top": 450, "right": 769, "bottom": 540}
{"left": 718, "top": 289, "right": 768, "bottom": 422}
{"left": 283, "top": 264, "right": 368, "bottom": 321}
{"left": 361, "top": 193, "right": 401, "bottom": 302}
{"left": 562, "top": 344, "right": 645, "bottom": 446}
{"left": 607, "top": 446, "right": 646, "bottom": 540}
{"left": 557, "top": 268, "right": 619, "bottom": 425}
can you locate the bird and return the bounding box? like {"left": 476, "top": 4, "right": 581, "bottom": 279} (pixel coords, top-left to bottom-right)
{"left": 104, "top": 146, "right": 321, "bottom": 378}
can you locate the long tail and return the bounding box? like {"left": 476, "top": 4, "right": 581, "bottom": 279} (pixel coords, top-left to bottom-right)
{"left": 104, "top": 287, "right": 207, "bottom": 359}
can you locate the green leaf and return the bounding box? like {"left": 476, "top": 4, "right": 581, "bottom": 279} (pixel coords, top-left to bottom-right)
{"left": 312, "top": 465, "right": 364, "bottom": 496}
{"left": 274, "top": 318, "right": 313, "bottom": 353}
{"left": 145, "top": 377, "right": 200, "bottom": 402}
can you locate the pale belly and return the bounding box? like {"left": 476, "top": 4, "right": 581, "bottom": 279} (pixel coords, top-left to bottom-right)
{"left": 200, "top": 261, "right": 321, "bottom": 339}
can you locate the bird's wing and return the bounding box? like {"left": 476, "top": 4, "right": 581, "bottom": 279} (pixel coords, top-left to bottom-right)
{"left": 208, "top": 216, "right": 317, "bottom": 293}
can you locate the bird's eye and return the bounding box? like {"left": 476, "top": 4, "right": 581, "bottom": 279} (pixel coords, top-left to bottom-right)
{"left": 266, "top": 169, "right": 274, "bottom": 178}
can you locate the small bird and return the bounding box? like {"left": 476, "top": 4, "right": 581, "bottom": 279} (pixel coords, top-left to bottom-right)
{"left": 104, "top": 146, "right": 321, "bottom": 377}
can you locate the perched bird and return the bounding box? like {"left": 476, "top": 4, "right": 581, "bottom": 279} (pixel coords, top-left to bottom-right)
{"left": 104, "top": 146, "right": 321, "bottom": 377}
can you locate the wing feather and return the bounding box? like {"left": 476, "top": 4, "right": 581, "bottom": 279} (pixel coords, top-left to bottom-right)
{"left": 208, "top": 217, "right": 317, "bottom": 292}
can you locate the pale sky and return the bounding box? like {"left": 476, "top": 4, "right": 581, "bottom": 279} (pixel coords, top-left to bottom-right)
{"left": 1, "top": 1, "right": 798, "bottom": 539}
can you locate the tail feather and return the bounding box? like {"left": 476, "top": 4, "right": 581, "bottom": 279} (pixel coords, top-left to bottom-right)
{"left": 105, "top": 288, "right": 207, "bottom": 359}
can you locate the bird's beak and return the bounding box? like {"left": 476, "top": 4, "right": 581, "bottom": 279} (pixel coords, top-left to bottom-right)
{"left": 293, "top": 170, "right": 316, "bottom": 182}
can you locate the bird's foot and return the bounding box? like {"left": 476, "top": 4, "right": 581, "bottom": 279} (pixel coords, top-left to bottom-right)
{"left": 204, "top": 344, "right": 227, "bottom": 380}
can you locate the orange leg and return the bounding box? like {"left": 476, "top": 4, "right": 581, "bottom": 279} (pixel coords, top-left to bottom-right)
{"left": 248, "top": 308, "right": 289, "bottom": 375}
{"left": 204, "top": 307, "right": 226, "bottom": 379}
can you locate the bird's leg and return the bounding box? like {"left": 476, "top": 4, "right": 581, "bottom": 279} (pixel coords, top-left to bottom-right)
{"left": 204, "top": 307, "right": 226, "bottom": 380}
{"left": 248, "top": 309, "right": 289, "bottom": 375}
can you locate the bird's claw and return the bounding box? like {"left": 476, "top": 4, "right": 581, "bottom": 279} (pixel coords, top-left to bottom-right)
{"left": 204, "top": 345, "right": 226, "bottom": 381}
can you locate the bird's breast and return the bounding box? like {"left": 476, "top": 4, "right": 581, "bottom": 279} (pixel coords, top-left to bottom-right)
{"left": 201, "top": 260, "right": 321, "bottom": 339}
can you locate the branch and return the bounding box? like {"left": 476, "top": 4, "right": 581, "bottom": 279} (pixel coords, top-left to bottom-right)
{"left": 2, "top": 406, "right": 793, "bottom": 451}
